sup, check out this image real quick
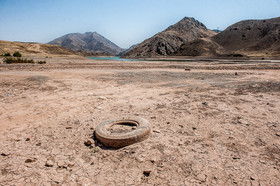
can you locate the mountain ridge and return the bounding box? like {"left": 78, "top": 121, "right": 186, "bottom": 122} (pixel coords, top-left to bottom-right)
{"left": 48, "top": 32, "right": 124, "bottom": 55}
{"left": 122, "top": 17, "right": 216, "bottom": 58}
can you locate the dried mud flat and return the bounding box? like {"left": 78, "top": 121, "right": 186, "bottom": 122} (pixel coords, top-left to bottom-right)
{"left": 0, "top": 57, "right": 280, "bottom": 185}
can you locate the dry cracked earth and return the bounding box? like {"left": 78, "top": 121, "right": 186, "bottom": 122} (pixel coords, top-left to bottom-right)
{"left": 0, "top": 57, "right": 280, "bottom": 185}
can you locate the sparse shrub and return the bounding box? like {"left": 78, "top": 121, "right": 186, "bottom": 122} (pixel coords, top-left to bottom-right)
{"left": 13, "top": 51, "right": 22, "bottom": 57}
{"left": 37, "top": 60, "right": 46, "bottom": 64}
{"left": 4, "top": 53, "right": 11, "bottom": 56}
{"left": 3, "top": 57, "right": 46, "bottom": 64}
{"left": 4, "top": 57, "right": 34, "bottom": 64}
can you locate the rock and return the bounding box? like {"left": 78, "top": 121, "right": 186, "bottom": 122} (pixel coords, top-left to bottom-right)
{"left": 98, "top": 96, "right": 107, "bottom": 100}
{"left": 57, "top": 160, "right": 67, "bottom": 168}
{"left": 235, "top": 72, "right": 238, "bottom": 76}
{"left": 25, "top": 159, "right": 35, "bottom": 163}
{"left": 88, "top": 92, "right": 95, "bottom": 96}
{"left": 25, "top": 138, "right": 30, "bottom": 141}
{"left": 84, "top": 140, "right": 93, "bottom": 147}
{"left": 1, "top": 153, "right": 9, "bottom": 156}
{"left": 45, "top": 160, "right": 54, "bottom": 167}
{"left": 185, "top": 68, "right": 191, "bottom": 71}
{"left": 36, "top": 142, "right": 41, "bottom": 146}
{"left": 66, "top": 126, "right": 72, "bottom": 129}
{"left": 276, "top": 132, "right": 280, "bottom": 137}
{"left": 153, "top": 130, "right": 160, "bottom": 133}
{"left": 143, "top": 170, "right": 151, "bottom": 177}
{"left": 202, "top": 102, "right": 208, "bottom": 106}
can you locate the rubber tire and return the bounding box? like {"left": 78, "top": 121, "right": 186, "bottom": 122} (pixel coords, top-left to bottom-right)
{"left": 95, "top": 116, "right": 150, "bottom": 148}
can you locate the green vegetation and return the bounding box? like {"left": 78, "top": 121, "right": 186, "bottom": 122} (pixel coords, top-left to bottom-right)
{"left": 13, "top": 51, "right": 22, "bottom": 57}
{"left": 3, "top": 57, "right": 46, "bottom": 64}
{"left": 4, "top": 52, "right": 11, "bottom": 56}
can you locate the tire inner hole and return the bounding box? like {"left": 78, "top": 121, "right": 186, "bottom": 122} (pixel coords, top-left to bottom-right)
{"left": 108, "top": 121, "right": 138, "bottom": 134}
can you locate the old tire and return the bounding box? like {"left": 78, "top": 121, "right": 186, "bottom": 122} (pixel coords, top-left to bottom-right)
{"left": 95, "top": 116, "right": 151, "bottom": 148}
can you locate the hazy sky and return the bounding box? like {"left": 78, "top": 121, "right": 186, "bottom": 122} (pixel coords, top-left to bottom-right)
{"left": 0, "top": 0, "right": 279, "bottom": 48}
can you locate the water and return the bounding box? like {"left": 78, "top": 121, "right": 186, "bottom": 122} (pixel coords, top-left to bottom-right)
{"left": 88, "top": 56, "right": 139, "bottom": 61}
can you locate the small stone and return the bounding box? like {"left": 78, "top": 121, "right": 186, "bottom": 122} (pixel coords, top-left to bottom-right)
{"left": 98, "top": 96, "right": 107, "bottom": 100}
{"left": 143, "top": 170, "right": 151, "bottom": 177}
{"left": 25, "top": 138, "right": 30, "bottom": 141}
{"left": 202, "top": 102, "right": 208, "bottom": 106}
{"left": 36, "top": 142, "right": 41, "bottom": 146}
{"left": 88, "top": 92, "right": 95, "bottom": 96}
{"left": 250, "top": 176, "right": 256, "bottom": 180}
{"left": 57, "top": 160, "right": 67, "bottom": 168}
{"left": 235, "top": 72, "right": 238, "bottom": 76}
{"left": 153, "top": 130, "right": 160, "bottom": 133}
{"left": 66, "top": 126, "right": 72, "bottom": 129}
{"left": 84, "top": 140, "right": 93, "bottom": 147}
{"left": 68, "top": 161, "right": 75, "bottom": 167}
{"left": 276, "top": 132, "right": 280, "bottom": 137}
{"left": 45, "top": 160, "right": 54, "bottom": 167}
{"left": 185, "top": 68, "right": 191, "bottom": 71}
{"left": 1, "top": 153, "right": 8, "bottom": 156}
{"left": 150, "top": 116, "right": 156, "bottom": 119}
{"left": 25, "top": 159, "right": 35, "bottom": 163}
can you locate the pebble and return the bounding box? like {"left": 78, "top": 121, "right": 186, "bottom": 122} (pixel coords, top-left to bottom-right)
{"left": 1, "top": 153, "right": 9, "bottom": 156}
{"left": 84, "top": 140, "right": 93, "bottom": 147}
{"left": 276, "top": 132, "right": 280, "bottom": 137}
{"left": 45, "top": 160, "right": 54, "bottom": 167}
{"left": 143, "top": 170, "right": 151, "bottom": 177}
{"left": 87, "top": 92, "right": 95, "bottom": 96}
{"left": 98, "top": 96, "right": 107, "bottom": 100}
{"left": 202, "top": 102, "right": 208, "bottom": 106}
{"left": 25, "top": 159, "right": 35, "bottom": 163}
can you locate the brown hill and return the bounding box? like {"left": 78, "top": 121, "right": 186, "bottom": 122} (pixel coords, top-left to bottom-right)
{"left": 212, "top": 17, "right": 280, "bottom": 56}
{"left": 0, "top": 40, "right": 78, "bottom": 57}
{"left": 173, "top": 38, "right": 225, "bottom": 56}
{"left": 123, "top": 17, "right": 216, "bottom": 58}
{"left": 48, "top": 32, "right": 124, "bottom": 56}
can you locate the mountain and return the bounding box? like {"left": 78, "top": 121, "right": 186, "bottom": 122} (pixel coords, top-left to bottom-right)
{"left": 118, "top": 44, "right": 139, "bottom": 56}
{"left": 122, "top": 17, "right": 216, "bottom": 58}
{"left": 0, "top": 40, "right": 77, "bottom": 57}
{"left": 48, "top": 32, "right": 124, "bottom": 55}
{"left": 212, "top": 17, "right": 280, "bottom": 56}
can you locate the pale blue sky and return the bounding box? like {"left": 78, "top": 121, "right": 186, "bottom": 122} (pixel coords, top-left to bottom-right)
{"left": 0, "top": 0, "right": 279, "bottom": 48}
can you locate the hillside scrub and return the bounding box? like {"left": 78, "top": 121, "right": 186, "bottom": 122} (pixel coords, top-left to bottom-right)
{"left": 3, "top": 57, "right": 46, "bottom": 64}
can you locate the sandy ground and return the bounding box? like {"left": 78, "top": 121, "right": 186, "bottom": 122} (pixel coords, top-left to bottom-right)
{"left": 0, "top": 57, "right": 280, "bottom": 185}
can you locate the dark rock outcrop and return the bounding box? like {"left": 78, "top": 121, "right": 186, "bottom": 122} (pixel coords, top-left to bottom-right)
{"left": 123, "top": 17, "right": 216, "bottom": 58}
{"left": 212, "top": 17, "right": 280, "bottom": 55}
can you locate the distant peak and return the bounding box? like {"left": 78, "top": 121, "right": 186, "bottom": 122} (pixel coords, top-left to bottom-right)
{"left": 166, "top": 17, "right": 207, "bottom": 32}
{"left": 182, "top": 17, "right": 195, "bottom": 21}
{"left": 85, "top": 31, "right": 98, "bottom": 35}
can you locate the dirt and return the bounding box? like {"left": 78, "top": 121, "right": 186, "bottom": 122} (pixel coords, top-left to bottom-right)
{"left": 0, "top": 57, "right": 280, "bottom": 185}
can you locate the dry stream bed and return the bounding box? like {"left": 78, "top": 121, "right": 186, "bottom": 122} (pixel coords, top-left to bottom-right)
{"left": 0, "top": 57, "right": 279, "bottom": 185}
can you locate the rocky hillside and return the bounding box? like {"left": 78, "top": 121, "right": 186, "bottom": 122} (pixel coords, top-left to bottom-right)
{"left": 212, "top": 17, "right": 280, "bottom": 56}
{"left": 0, "top": 40, "right": 77, "bottom": 57}
{"left": 48, "top": 32, "right": 124, "bottom": 55}
{"left": 123, "top": 17, "right": 216, "bottom": 58}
